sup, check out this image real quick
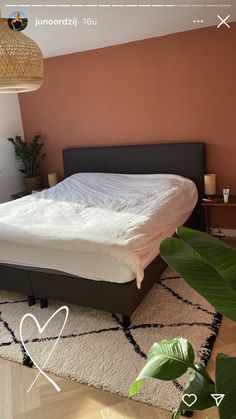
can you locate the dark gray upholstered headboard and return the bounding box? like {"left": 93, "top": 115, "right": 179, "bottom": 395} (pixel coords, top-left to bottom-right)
{"left": 63, "top": 142, "right": 205, "bottom": 199}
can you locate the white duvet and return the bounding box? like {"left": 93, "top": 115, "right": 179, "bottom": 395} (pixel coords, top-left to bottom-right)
{"left": 0, "top": 173, "right": 198, "bottom": 287}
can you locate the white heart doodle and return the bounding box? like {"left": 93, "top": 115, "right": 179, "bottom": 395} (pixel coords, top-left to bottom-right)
{"left": 20, "top": 305, "right": 69, "bottom": 392}
{"left": 182, "top": 393, "right": 198, "bottom": 407}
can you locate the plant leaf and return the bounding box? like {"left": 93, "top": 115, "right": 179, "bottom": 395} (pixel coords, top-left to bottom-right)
{"left": 216, "top": 353, "right": 236, "bottom": 419}
{"left": 6, "top": 135, "right": 45, "bottom": 177}
{"left": 172, "top": 364, "right": 215, "bottom": 419}
{"left": 160, "top": 237, "right": 236, "bottom": 322}
{"left": 177, "top": 227, "right": 236, "bottom": 291}
{"left": 129, "top": 338, "right": 194, "bottom": 397}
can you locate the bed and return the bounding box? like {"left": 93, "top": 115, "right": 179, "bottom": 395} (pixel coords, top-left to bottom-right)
{"left": 0, "top": 142, "right": 205, "bottom": 326}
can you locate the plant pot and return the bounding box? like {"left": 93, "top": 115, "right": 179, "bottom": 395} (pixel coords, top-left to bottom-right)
{"left": 24, "top": 176, "right": 41, "bottom": 193}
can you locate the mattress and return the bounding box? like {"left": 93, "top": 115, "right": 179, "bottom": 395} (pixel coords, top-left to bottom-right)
{"left": 0, "top": 242, "right": 135, "bottom": 283}
{"left": 0, "top": 173, "right": 198, "bottom": 286}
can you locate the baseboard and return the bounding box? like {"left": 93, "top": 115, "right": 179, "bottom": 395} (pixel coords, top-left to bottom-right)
{"left": 221, "top": 229, "right": 236, "bottom": 238}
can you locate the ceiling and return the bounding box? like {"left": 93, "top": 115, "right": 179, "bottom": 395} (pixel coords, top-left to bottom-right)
{"left": 2, "top": 0, "right": 236, "bottom": 57}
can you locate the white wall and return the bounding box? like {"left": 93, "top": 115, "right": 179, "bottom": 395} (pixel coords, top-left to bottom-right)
{"left": 0, "top": 94, "right": 24, "bottom": 203}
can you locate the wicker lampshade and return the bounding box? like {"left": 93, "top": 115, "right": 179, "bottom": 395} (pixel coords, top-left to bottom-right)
{"left": 0, "top": 18, "right": 43, "bottom": 93}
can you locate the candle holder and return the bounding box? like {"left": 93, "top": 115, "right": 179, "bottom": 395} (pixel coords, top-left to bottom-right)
{"left": 48, "top": 172, "right": 58, "bottom": 187}
{"left": 204, "top": 174, "right": 216, "bottom": 199}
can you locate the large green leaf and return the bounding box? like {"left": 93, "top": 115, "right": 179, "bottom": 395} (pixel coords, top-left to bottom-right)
{"left": 172, "top": 364, "right": 215, "bottom": 419}
{"left": 160, "top": 237, "right": 236, "bottom": 322}
{"left": 129, "top": 338, "right": 195, "bottom": 397}
{"left": 216, "top": 354, "right": 236, "bottom": 419}
{"left": 176, "top": 227, "right": 236, "bottom": 291}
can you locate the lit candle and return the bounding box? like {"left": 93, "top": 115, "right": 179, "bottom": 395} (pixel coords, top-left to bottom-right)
{"left": 48, "top": 172, "right": 58, "bottom": 187}
{"left": 204, "top": 174, "right": 216, "bottom": 196}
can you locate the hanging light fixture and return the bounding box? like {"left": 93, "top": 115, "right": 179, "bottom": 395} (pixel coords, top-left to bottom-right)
{"left": 0, "top": 17, "right": 43, "bottom": 93}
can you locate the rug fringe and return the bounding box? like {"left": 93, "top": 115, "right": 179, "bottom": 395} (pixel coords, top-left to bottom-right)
{"left": 181, "top": 312, "right": 222, "bottom": 418}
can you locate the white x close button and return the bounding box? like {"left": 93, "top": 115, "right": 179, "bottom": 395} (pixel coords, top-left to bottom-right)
{"left": 217, "top": 15, "right": 231, "bottom": 28}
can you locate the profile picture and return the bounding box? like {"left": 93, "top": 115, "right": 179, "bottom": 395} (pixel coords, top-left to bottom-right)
{"left": 8, "top": 11, "right": 28, "bottom": 32}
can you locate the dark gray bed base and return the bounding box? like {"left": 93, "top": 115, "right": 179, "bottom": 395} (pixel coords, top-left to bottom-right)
{"left": 0, "top": 256, "right": 167, "bottom": 327}
{"left": 0, "top": 142, "right": 205, "bottom": 326}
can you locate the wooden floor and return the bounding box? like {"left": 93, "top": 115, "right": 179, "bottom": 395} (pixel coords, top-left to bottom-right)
{"left": 1, "top": 239, "right": 236, "bottom": 419}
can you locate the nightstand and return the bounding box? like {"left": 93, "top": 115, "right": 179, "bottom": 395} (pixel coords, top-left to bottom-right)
{"left": 201, "top": 196, "right": 236, "bottom": 234}
{"left": 11, "top": 191, "right": 30, "bottom": 200}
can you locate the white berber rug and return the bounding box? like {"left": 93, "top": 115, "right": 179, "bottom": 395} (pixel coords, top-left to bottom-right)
{"left": 0, "top": 268, "right": 221, "bottom": 413}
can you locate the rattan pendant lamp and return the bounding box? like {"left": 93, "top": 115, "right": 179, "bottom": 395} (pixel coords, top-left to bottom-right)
{"left": 0, "top": 13, "right": 43, "bottom": 93}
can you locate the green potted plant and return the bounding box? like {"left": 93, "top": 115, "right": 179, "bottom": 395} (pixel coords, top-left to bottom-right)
{"left": 7, "top": 134, "right": 46, "bottom": 193}
{"left": 129, "top": 227, "right": 236, "bottom": 419}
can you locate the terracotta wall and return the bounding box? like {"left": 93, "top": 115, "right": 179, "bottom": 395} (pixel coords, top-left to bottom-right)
{"left": 19, "top": 23, "right": 236, "bottom": 228}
